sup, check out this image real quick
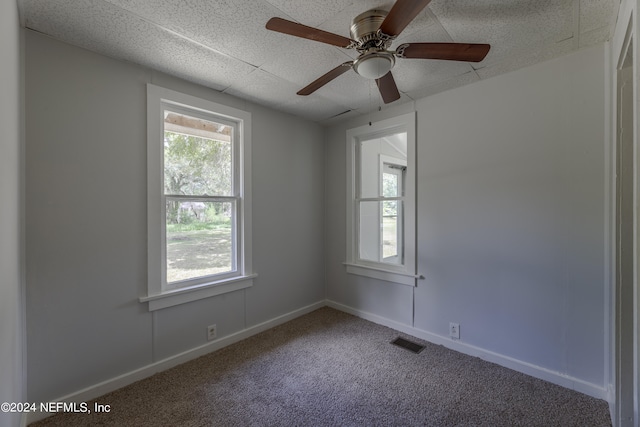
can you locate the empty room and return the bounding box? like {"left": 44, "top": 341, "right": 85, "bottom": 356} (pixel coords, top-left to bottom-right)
{"left": 1, "top": 0, "right": 638, "bottom": 426}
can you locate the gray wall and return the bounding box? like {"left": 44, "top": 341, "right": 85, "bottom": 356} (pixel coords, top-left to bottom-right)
{"left": 23, "top": 25, "right": 608, "bottom": 405}
{"left": 0, "top": 1, "right": 24, "bottom": 426}
{"left": 325, "top": 44, "right": 606, "bottom": 391}
{"left": 25, "top": 31, "right": 325, "bottom": 402}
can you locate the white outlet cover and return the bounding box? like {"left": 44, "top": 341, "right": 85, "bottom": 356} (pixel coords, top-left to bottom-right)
{"left": 449, "top": 322, "right": 460, "bottom": 339}
{"left": 207, "top": 325, "right": 217, "bottom": 341}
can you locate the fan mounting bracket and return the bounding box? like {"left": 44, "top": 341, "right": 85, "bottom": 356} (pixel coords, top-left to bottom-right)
{"left": 394, "top": 43, "right": 410, "bottom": 58}
{"left": 349, "top": 9, "right": 396, "bottom": 53}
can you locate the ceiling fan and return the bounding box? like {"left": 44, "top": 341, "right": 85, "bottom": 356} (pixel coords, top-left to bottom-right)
{"left": 266, "top": 0, "right": 490, "bottom": 104}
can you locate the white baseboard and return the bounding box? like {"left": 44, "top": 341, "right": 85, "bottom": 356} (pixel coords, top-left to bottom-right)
{"left": 26, "top": 299, "right": 608, "bottom": 425}
{"left": 26, "top": 301, "right": 325, "bottom": 424}
{"left": 326, "top": 300, "right": 608, "bottom": 401}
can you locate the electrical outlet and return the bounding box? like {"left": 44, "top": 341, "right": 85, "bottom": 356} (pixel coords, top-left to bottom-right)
{"left": 207, "top": 324, "right": 217, "bottom": 341}
{"left": 449, "top": 322, "right": 460, "bottom": 340}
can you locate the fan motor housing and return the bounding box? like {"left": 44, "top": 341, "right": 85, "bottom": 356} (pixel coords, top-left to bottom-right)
{"left": 350, "top": 9, "right": 388, "bottom": 47}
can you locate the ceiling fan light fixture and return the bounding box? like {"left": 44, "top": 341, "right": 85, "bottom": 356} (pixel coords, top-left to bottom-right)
{"left": 353, "top": 52, "right": 395, "bottom": 79}
{"left": 265, "top": 0, "right": 490, "bottom": 103}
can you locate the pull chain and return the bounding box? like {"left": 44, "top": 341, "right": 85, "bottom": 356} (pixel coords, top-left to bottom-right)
{"left": 369, "top": 79, "right": 373, "bottom": 126}
{"left": 368, "top": 79, "right": 383, "bottom": 126}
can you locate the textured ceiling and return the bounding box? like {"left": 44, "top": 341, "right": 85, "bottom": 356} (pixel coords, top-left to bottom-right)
{"left": 18, "top": 0, "right": 617, "bottom": 124}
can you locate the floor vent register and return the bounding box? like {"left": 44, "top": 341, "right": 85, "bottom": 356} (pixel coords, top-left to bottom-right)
{"left": 391, "top": 337, "right": 425, "bottom": 354}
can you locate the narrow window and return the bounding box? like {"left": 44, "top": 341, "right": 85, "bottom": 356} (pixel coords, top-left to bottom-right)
{"left": 163, "top": 109, "right": 237, "bottom": 286}
{"left": 346, "top": 113, "right": 416, "bottom": 286}
{"left": 143, "top": 85, "right": 254, "bottom": 310}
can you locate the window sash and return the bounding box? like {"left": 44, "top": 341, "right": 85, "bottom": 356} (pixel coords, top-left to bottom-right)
{"left": 163, "top": 196, "right": 240, "bottom": 287}
{"left": 162, "top": 104, "right": 238, "bottom": 199}
{"left": 161, "top": 108, "right": 241, "bottom": 291}
{"left": 356, "top": 199, "right": 404, "bottom": 265}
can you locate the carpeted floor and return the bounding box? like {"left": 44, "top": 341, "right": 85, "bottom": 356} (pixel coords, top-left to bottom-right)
{"left": 31, "top": 307, "right": 611, "bottom": 426}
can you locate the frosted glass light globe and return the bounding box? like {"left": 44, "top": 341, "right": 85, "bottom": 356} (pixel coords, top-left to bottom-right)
{"left": 354, "top": 54, "right": 394, "bottom": 79}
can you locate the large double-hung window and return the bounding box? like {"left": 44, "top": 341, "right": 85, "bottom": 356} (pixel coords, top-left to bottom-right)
{"left": 142, "top": 85, "right": 254, "bottom": 310}
{"left": 346, "top": 112, "right": 416, "bottom": 286}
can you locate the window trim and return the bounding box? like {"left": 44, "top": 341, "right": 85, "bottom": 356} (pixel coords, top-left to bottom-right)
{"left": 142, "top": 84, "right": 254, "bottom": 311}
{"left": 345, "top": 112, "right": 416, "bottom": 286}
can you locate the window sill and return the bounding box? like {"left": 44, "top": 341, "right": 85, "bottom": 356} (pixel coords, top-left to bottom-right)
{"left": 140, "top": 273, "right": 257, "bottom": 311}
{"left": 343, "top": 263, "right": 420, "bottom": 287}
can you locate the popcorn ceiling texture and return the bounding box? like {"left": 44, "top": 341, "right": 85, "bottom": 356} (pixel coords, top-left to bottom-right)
{"left": 19, "top": 0, "right": 616, "bottom": 123}
{"left": 30, "top": 308, "right": 611, "bottom": 427}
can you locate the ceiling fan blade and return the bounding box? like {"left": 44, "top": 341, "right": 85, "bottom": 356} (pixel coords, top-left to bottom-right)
{"left": 398, "top": 42, "right": 490, "bottom": 62}
{"left": 266, "top": 17, "right": 354, "bottom": 48}
{"left": 379, "top": 0, "right": 432, "bottom": 37}
{"left": 376, "top": 72, "right": 401, "bottom": 104}
{"left": 298, "top": 62, "right": 353, "bottom": 96}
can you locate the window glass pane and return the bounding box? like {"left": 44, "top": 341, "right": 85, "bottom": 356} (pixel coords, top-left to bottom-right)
{"left": 359, "top": 132, "right": 407, "bottom": 198}
{"left": 382, "top": 172, "right": 398, "bottom": 197}
{"left": 164, "top": 111, "right": 232, "bottom": 196}
{"left": 359, "top": 200, "right": 403, "bottom": 265}
{"left": 359, "top": 139, "right": 380, "bottom": 198}
{"left": 382, "top": 201, "right": 401, "bottom": 264}
{"left": 166, "top": 200, "right": 235, "bottom": 283}
{"left": 359, "top": 201, "right": 380, "bottom": 262}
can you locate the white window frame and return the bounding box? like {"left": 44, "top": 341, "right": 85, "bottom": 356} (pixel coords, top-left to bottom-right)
{"left": 141, "top": 84, "right": 255, "bottom": 311}
{"left": 345, "top": 112, "right": 417, "bottom": 286}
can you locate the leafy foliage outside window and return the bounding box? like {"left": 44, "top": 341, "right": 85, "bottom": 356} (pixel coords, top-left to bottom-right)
{"left": 164, "top": 131, "right": 232, "bottom": 224}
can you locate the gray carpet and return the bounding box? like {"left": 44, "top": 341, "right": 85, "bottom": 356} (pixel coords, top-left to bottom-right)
{"left": 31, "top": 307, "right": 611, "bottom": 426}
